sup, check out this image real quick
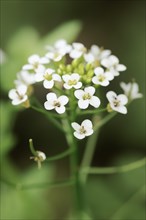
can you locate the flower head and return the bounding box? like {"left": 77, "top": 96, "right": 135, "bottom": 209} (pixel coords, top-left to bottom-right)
{"left": 71, "top": 119, "right": 93, "bottom": 139}
{"left": 23, "top": 54, "right": 49, "bottom": 72}
{"left": 62, "top": 73, "right": 82, "bottom": 89}
{"left": 70, "top": 42, "right": 87, "bottom": 59}
{"left": 46, "top": 39, "right": 71, "bottom": 62}
{"left": 92, "top": 67, "right": 114, "bottom": 86}
{"left": 44, "top": 92, "right": 69, "bottom": 114}
{"left": 106, "top": 91, "right": 128, "bottom": 114}
{"left": 101, "top": 55, "right": 126, "bottom": 76}
{"left": 14, "top": 70, "right": 36, "bottom": 86}
{"left": 30, "top": 151, "right": 46, "bottom": 169}
{"left": 74, "top": 86, "right": 100, "bottom": 109}
{"left": 120, "top": 81, "right": 143, "bottom": 101}
{"left": 8, "top": 85, "right": 28, "bottom": 106}
{"left": 84, "top": 45, "right": 111, "bottom": 64}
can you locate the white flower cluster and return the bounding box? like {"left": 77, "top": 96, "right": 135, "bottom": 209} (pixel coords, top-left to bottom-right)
{"left": 8, "top": 39, "right": 142, "bottom": 139}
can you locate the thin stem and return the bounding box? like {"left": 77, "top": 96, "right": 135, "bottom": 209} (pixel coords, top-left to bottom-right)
{"left": 1, "top": 177, "right": 75, "bottom": 190}
{"left": 29, "top": 139, "right": 37, "bottom": 156}
{"left": 81, "top": 157, "right": 146, "bottom": 175}
{"left": 46, "top": 148, "right": 75, "bottom": 162}
{"left": 31, "top": 105, "right": 64, "bottom": 132}
{"left": 78, "top": 108, "right": 106, "bottom": 115}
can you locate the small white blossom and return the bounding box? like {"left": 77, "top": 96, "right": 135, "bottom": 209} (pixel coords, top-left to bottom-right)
{"left": 69, "top": 42, "right": 87, "bottom": 59}
{"left": 30, "top": 151, "right": 46, "bottom": 169}
{"left": 8, "top": 85, "right": 28, "bottom": 105}
{"left": 120, "top": 82, "right": 143, "bottom": 101}
{"left": 84, "top": 45, "right": 111, "bottom": 63}
{"left": 92, "top": 67, "right": 114, "bottom": 86}
{"left": 71, "top": 119, "right": 93, "bottom": 139}
{"left": 44, "top": 92, "right": 69, "bottom": 114}
{"left": 74, "top": 86, "right": 100, "bottom": 109}
{"left": 101, "top": 55, "right": 126, "bottom": 76}
{"left": 23, "top": 54, "right": 49, "bottom": 71}
{"left": 14, "top": 70, "right": 36, "bottom": 86}
{"left": 46, "top": 39, "right": 71, "bottom": 62}
{"left": 62, "top": 73, "right": 82, "bottom": 90}
{"left": 106, "top": 91, "right": 128, "bottom": 114}
{"left": 35, "top": 68, "right": 61, "bottom": 88}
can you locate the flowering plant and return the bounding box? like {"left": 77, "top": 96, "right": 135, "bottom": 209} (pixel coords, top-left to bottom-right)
{"left": 8, "top": 39, "right": 143, "bottom": 218}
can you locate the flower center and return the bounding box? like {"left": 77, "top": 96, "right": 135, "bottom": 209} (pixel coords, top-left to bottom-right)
{"left": 80, "top": 126, "right": 86, "bottom": 134}
{"left": 113, "top": 98, "right": 120, "bottom": 107}
{"left": 33, "top": 62, "right": 39, "bottom": 69}
{"left": 16, "top": 91, "right": 24, "bottom": 100}
{"left": 68, "top": 79, "right": 77, "bottom": 86}
{"left": 98, "top": 74, "right": 105, "bottom": 82}
{"left": 53, "top": 100, "right": 61, "bottom": 107}
{"left": 83, "top": 93, "right": 91, "bottom": 100}
{"left": 44, "top": 73, "right": 52, "bottom": 81}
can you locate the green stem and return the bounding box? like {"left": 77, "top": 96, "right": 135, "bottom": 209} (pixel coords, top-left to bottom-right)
{"left": 78, "top": 108, "right": 106, "bottom": 115}
{"left": 29, "top": 139, "right": 37, "bottom": 156}
{"left": 1, "top": 177, "right": 75, "bottom": 190}
{"left": 81, "top": 157, "right": 146, "bottom": 175}
{"left": 46, "top": 148, "right": 75, "bottom": 162}
{"left": 31, "top": 105, "right": 64, "bottom": 132}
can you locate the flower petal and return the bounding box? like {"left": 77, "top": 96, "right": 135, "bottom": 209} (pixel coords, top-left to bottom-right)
{"left": 106, "top": 91, "right": 117, "bottom": 102}
{"left": 90, "top": 96, "right": 101, "bottom": 108}
{"left": 94, "top": 67, "right": 104, "bottom": 75}
{"left": 71, "top": 122, "right": 80, "bottom": 131}
{"left": 44, "top": 101, "right": 54, "bottom": 110}
{"left": 46, "top": 92, "right": 57, "bottom": 101}
{"left": 81, "top": 119, "right": 93, "bottom": 129}
{"left": 84, "top": 86, "right": 95, "bottom": 95}
{"left": 55, "top": 106, "right": 65, "bottom": 114}
{"left": 74, "top": 131, "right": 85, "bottom": 139}
{"left": 43, "top": 80, "right": 54, "bottom": 89}
{"left": 118, "top": 94, "right": 128, "bottom": 105}
{"left": 78, "top": 99, "right": 89, "bottom": 109}
{"left": 74, "top": 90, "right": 84, "bottom": 99}
{"left": 58, "top": 95, "right": 69, "bottom": 105}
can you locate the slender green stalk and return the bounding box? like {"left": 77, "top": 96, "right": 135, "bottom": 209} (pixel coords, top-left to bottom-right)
{"left": 46, "top": 148, "right": 75, "bottom": 162}
{"left": 78, "top": 108, "right": 106, "bottom": 115}
{"left": 31, "top": 105, "right": 64, "bottom": 132}
{"left": 1, "top": 177, "right": 75, "bottom": 190}
{"left": 81, "top": 157, "right": 146, "bottom": 175}
{"left": 29, "top": 139, "right": 37, "bottom": 156}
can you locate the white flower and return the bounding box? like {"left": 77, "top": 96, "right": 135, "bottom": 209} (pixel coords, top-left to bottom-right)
{"left": 69, "top": 42, "right": 87, "bottom": 59}
{"left": 106, "top": 91, "right": 128, "bottom": 114}
{"left": 101, "top": 55, "right": 126, "bottom": 76}
{"left": 74, "top": 86, "right": 100, "bottom": 109}
{"left": 30, "top": 151, "right": 46, "bottom": 169}
{"left": 71, "top": 119, "right": 93, "bottom": 139}
{"left": 92, "top": 67, "right": 114, "bottom": 86}
{"left": 120, "top": 82, "right": 143, "bottom": 100}
{"left": 44, "top": 92, "right": 69, "bottom": 114}
{"left": 84, "top": 45, "right": 111, "bottom": 63}
{"left": 35, "top": 68, "right": 61, "bottom": 88}
{"left": 23, "top": 54, "right": 49, "bottom": 71}
{"left": 8, "top": 85, "right": 28, "bottom": 105}
{"left": 46, "top": 39, "right": 71, "bottom": 62}
{"left": 14, "top": 70, "right": 36, "bottom": 86}
{"left": 62, "top": 73, "right": 82, "bottom": 89}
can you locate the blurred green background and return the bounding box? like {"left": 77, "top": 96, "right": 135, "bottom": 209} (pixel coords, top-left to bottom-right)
{"left": 0, "top": 0, "right": 145, "bottom": 219}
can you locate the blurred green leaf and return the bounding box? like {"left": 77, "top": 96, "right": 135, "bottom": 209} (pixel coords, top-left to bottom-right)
{"left": 86, "top": 164, "right": 145, "bottom": 220}
{"left": 0, "top": 101, "right": 16, "bottom": 156}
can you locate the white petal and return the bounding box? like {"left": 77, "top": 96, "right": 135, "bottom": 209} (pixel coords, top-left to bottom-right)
{"left": 74, "top": 82, "right": 82, "bottom": 89}
{"left": 63, "top": 83, "right": 72, "bottom": 90}
{"left": 91, "top": 45, "right": 100, "bottom": 56}
{"left": 105, "top": 71, "right": 114, "bottom": 81}
{"left": 82, "top": 119, "right": 93, "bottom": 129}
{"left": 43, "top": 80, "right": 54, "bottom": 89}
{"left": 73, "top": 42, "right": 85, "bottom": 50}
{"left": 78, "top": 99, "right": 89, "bottom": 109}
{"left": 28, "top": 54, "right": 39, "bottom": 64}
{"left": 74, "top": 90, "right": 84, "bottom": 99}
{"left": 70, "top": 50, "right": 82, "bottom": 59}
{"left": 100, "top": 50, "right": 111, "bottom": 59}
{"left": 53, "top": 74, "right": 61, "bottom": 81}
{"left": 46, "top": 92, "right": 57, "bottom": 101}
{"left": 55, "top": 39, "right": 67, "bottom": 48}
{"left": 40, "top": 57, "right": 49, "bottom": 64}
{"left": 109, "top": 55, "right": 119, "bottom": 65}
{"left": 94, "top": 67, "right": 104, "bottom": 75}
{"left": 8, "top": 89, "right": 18, "bottom": 99}
{"left": 99, "top": 79, "right": 110, "bottom": 87}
{"left": 58, "top": 95, "right": 69, "bottom": 105}
{"left": 55, "top": 106, "right": 65, "bottom": 114}
{"left": 85, "top": 129, "right": 94, "bottom": 136}
{"left": 101, "top": 58, "right": 111, "bottom": 68}
{"left": 44, "top": 101, "right": 54, "bottom": 110}
{"left": 74, "top": 131, "right": 85, "bottom": 139}
{"left": 71, "top": 73, "right": 80, "bottom": 81}
{"left": 35, "top": 72, "right": 44, "bottom": 82}
{"left": 92, "top": 76, "right": 100, "bottom": 85}
{"left": 12, "top": 96, "right": 27, "bottom": 105}
{"left": 45, "top": 68, "right": 54, "bottom": 75}
{"left": 22, "top": 64, "right": 33, "bottom": 70}
{"left": 106, "top": 91, "right": 117, "bottom": 102}
{"left": 84, "top": 86, "right": 95, "bottom": 95}
{"left": 17, "top": 85, "right": 27, "bottom": 95}
{"left": 90, "top": 96, "right": 101, "bottom": 108}
{"left": 116, "top": 64, "right": 127, "bottom": 72}
{"left": 116, "top": 106, "right": 127, "bottom": 114}
{"left": 62, "top": 74, "right": 70, "bottom": 82}
{"left": 84, "top": 53, "right": 94, "bottom": 63}
{"left": 71, "top": 122, "right": 80, "bottom": 131}
{"left": 118, "top": 94, "right": 128, "bottom": 105}
{"left": 46, "top": 52, "right": 54, "bottom": 60}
